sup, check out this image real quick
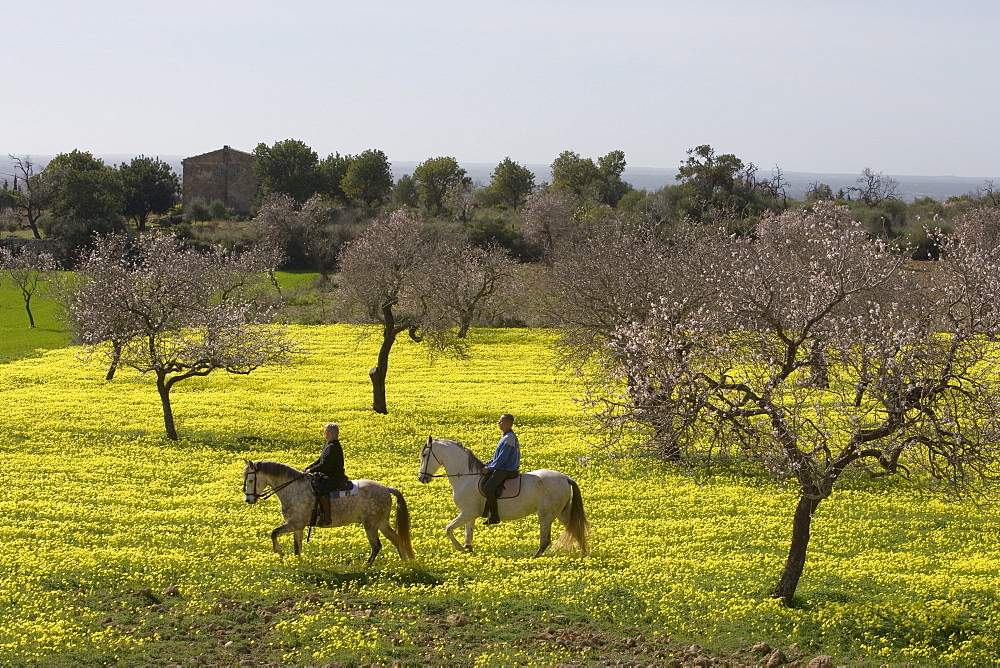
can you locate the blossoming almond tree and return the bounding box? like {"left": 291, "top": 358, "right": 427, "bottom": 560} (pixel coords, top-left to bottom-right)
{"left": 64, "top": 232, "right": 298, "bottom": 440}
{"left": 0, "top": 245, "right": 56, "bottom": 328}
{"left": 598, "top": 203, "right": 1000, "bottom": 605}
{"left": 420, "top": 242, "right": 519, "bottom": 340}
{"left": 254, "top": 193, "right": 341, "bottom": 280}
{"left": 338, "top": 211, "right": 515, "bottom": 414}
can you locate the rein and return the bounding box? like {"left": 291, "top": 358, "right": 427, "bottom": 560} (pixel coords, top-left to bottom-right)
{"left": 245, "top": 468, "right": 309, "bottom": 501}
{"left": 420, "top": 440, "right": 481, "bottom": 478}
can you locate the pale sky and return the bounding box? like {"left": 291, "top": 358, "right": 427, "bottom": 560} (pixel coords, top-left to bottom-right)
{"left": 6, "top": 0, "right": 999, "bottom": 177}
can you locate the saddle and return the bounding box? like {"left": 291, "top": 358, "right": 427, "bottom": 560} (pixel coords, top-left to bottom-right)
{"left": 310, "top": 475, "right": 360, "bottom": 499}
{"left": 308, "top": 480, "right": 360, "bottom": 528}
{"left": 478, "top": 473, "right": 522, "bottom": 499}
{"left": 327, "top": 480, "right": 360, "bottom": 499}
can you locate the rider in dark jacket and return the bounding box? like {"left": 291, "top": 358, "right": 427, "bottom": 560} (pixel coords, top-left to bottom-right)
{"left": 305, "top": 423, "right": 349, "bottom": 526}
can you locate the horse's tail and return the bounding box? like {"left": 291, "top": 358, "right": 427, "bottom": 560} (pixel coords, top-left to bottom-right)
{"left": 556, "top": 477, "right": 590, "bottom": 555}
{"left": 390, "top": 487, "right": 416, "bottom": 560}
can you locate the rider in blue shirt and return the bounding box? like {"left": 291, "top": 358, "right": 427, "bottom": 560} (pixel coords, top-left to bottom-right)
{"left": 482, "top": 413, "right": 520, "bottom": 525}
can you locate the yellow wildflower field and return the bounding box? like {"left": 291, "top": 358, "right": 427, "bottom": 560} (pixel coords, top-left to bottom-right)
{"left": 0, "top": 325, "right": 998, "bottom": 665}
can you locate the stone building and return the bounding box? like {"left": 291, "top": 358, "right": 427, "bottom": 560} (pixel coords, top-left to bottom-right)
{"left": 181, "top": 146, "right": 258, "bottom": 214}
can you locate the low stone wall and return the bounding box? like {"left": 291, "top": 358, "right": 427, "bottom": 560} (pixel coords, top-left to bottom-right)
{"left": 0, "top": 237, "right": 63, "bottom": 255}
{"left": 0, "top": 237, "right": 66, "bottom": 264}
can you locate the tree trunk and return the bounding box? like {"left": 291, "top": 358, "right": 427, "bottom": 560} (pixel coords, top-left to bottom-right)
{"left": 654, "top": 424, "right": 682, "bottom": 462}
{"left": 106, "top": 342, "right": 122, "bottom": 381}
{"left": 370, "top": 365, "right": 388, "bottom": 415}
{"left": 370, "top": 304, "right": 401, "bottom": 414}
{"left": 157, "top": 374, "right": 178, "bottom": 440}
{"left": 772, "top": 493, "right": 822, "bottom": 606}
{"left": 27, "top": 213, "right": 41, "bottom": 240}
{"left": 370, "top": 329, "right": 398, "bottom": 414}
{"left": 315, "top": 255, "right": 329, "bottom": 281}
{"left": 22, "top": 294, "right": 35, "bottom": 328}
{"left": 806, "top": 340, "right": 829, "bottom": 389}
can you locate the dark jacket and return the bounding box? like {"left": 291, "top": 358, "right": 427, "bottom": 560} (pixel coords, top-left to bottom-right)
{"left": 309, "top": 438, "right": 349, "bottom": 493}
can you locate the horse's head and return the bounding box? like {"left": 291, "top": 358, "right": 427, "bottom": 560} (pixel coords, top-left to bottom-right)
{"left": 418, "top": 436, "right": 442, "bottom": 483}
{"left": 243, "top": 458, "right": 263, "bottom": 504}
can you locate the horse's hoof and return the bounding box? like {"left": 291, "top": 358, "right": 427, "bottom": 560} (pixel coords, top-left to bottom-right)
{"left": 463, "top": 545, "right": 474, "bottom": 553}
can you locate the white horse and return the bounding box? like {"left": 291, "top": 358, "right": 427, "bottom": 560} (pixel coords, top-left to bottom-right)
{"left": 417, "top": 437, "right": 589, "bottom": 557}
{"left": 243, "top": 459, "right": 415, "bottom": 565}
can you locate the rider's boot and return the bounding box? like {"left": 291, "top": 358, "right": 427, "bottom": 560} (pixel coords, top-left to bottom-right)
{"left": 319, "top": 494, "right": 333, "bottom": 526}
{"left": 483, "top": 495, "right": 500, "bottom": 525}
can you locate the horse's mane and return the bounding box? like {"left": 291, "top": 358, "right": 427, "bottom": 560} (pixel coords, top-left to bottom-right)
{"left": 435, "top": 438, "right": 484, "bottom": 472}
{"left": 254, "top": 460, "right": 303, "bottom": 480}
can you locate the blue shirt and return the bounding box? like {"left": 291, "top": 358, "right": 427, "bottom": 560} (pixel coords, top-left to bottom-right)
{"left": 486, "top": 430, "right": 520, "bottom": 471}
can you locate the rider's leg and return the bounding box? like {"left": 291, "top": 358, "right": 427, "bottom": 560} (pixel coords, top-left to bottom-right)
{"left": 483, "top": 471, "right": 507, "bottom": 524}
{"left": 319, "top": 494, "right": 333, "bottom": 526}
{"left": 482, "top": 470, "right": 512, "bottom": 524}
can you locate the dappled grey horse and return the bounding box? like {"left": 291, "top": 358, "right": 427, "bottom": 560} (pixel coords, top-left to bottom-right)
{"left": 243, "top": 459, "right": 414, "bottom": 564}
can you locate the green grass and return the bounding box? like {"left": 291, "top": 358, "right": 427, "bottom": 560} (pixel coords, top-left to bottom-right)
{"left": 273, "top": 270, "right": 325, "bottom": 292}
{"left": 272, "top": 270, "right": 339, "bottom": 324}
{"left": 0, "top": 272, "right": 319, "bottom": 364}
{"left": 0, "top": 283, "right": 71, "bottom": 362}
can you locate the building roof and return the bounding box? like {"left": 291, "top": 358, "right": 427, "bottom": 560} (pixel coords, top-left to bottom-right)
{"left": 182, "top": 145, "right": 254, "bottom": 164}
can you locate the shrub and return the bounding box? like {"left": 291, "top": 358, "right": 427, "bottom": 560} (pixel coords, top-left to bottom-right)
{"left": 184, "top": 199, "right": 211, "bottom": 223}
{"left": 208, "top": 199, "right": 230, "bottom": 221}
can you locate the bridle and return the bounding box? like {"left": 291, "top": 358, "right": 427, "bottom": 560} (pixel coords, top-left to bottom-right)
{"left": 418, "top": 440, "right": 446, "bottom": 478}
{"left": 419, "top": 439, "right": 481, "bottom": 478}
{"left": 244, "top": 464, "right": 307, "bottom": 501}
